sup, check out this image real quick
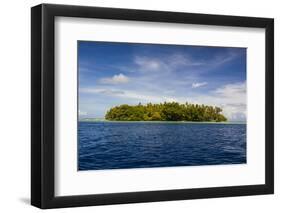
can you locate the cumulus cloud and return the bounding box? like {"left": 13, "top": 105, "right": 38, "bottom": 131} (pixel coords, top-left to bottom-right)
{"left": 194, "top": 82, "right": 246, "bottom": 121}
{"left": 79, "top": 42, "right": 246, "bottom": 120}
{"left": 99, "top": 73, "right": 129, "bottom": 84}
{"left": 212, "top": 82, "right": 246, "bottom": 121}
{"left": 192, "top": 82, "right": 208, "bottom": 88}
{"left": 80, "top": 81, "right": 246, "bottom": 121}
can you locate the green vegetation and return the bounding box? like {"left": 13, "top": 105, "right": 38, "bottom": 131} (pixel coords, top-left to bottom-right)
{"left": 105, "top": 102, "right": 227, "bottom": 122}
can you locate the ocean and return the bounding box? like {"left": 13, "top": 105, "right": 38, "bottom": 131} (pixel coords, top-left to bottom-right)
{"left": 78, "top": 121, "right": 246, "bottom": 170}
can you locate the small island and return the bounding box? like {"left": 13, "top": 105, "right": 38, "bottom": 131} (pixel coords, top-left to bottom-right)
{"left": 105, "top": 102, "right": 227, "bottom": 122}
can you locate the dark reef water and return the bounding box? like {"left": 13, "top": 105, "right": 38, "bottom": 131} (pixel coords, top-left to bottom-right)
{"left": 78, "top": 122, "right": 246, "bottom": 170}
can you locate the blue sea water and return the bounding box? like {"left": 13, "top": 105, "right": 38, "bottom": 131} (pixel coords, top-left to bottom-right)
{"left": 78, "top": 122, "right": 246, "bottom": 171}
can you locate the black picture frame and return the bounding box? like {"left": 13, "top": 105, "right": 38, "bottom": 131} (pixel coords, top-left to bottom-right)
{"left": 31, "top": 3, "right": 274, "bottom": 209}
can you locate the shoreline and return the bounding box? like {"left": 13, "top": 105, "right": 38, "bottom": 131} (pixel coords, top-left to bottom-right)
{"left": 79, "top": 119, "right": 246, "bottom": 124}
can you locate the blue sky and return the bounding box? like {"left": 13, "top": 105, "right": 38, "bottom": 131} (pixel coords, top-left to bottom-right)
{"left": 78, "top": 41, "right": 246, "bottom": 121}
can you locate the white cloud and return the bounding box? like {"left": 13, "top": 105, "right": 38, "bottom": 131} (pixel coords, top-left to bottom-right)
{"left": 132, "top": 50, "right": 238, "bottom": 75}
{"left": 80, "top": 88, "right": 125, "bottom": 95}
{"left": 192, "top": 82, "right": 208, "bottom": 88}
{"left": 158, "top": 81, "right": 246, "bottom": 121}
{"left": 169, "top": 54, "right": 204, "bottom": 67}
{"left": 214, "top": 82, "right": 246, "bottom": 97}
{"left": 134, "top": 54, "right": 204, "bottom": 73}
{"left": 99, "top": 73, "right": 129, "bottom": 84}
{"left": 81, "top": 87, "right": 166, "bottom": 103}
{"left": 193, "top": 82, "right": 247, "bottom": 121}
{"left": 78, "top": 110, "right": 87, "bottom": 116}
{"left": 80, "top": 81, "right": 246, "bottom": 121}
{"left": 134, "top": 56, "right": 163, "bottom": 72}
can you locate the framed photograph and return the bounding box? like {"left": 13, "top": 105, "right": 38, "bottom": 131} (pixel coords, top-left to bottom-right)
{"left": 31, "top": 4, "right": 274, "bottom": 209}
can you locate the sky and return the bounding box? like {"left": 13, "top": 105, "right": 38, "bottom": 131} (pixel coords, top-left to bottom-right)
{"left": 78, "top": 41, "right": 246, "bottom": 121}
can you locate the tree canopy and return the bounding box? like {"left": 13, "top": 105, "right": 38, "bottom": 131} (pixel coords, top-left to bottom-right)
{"left": 105, "top": 102, "right": 227, "bottom": 122}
